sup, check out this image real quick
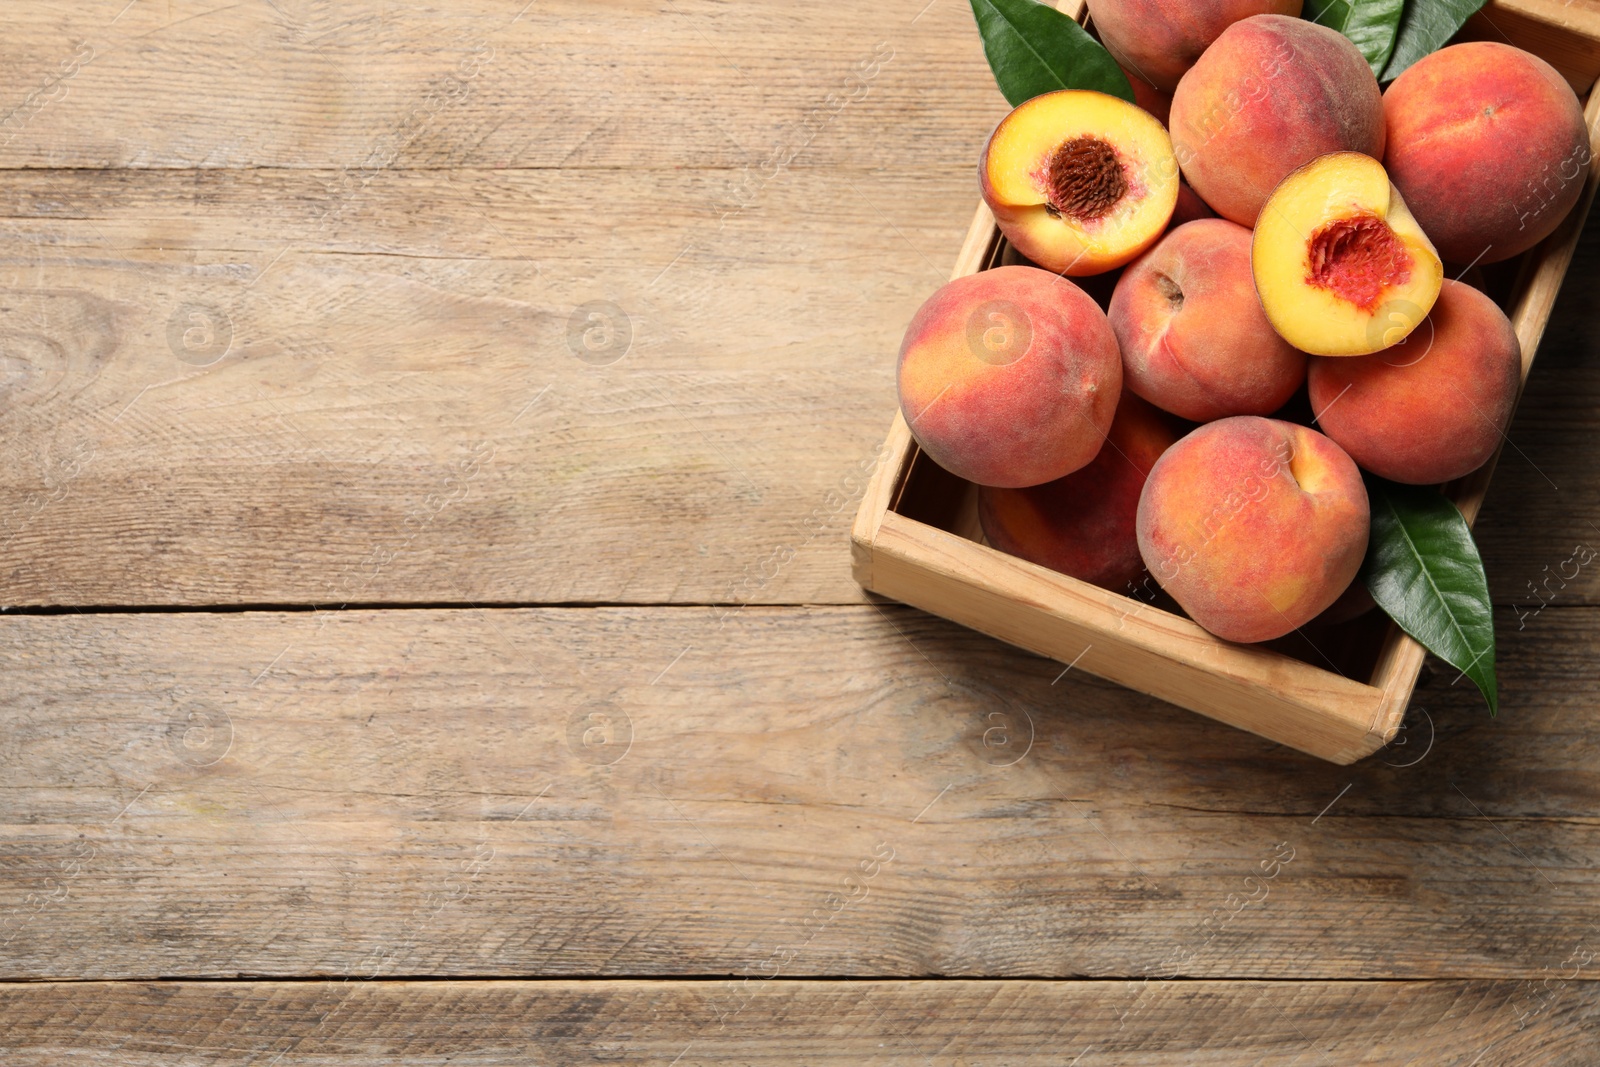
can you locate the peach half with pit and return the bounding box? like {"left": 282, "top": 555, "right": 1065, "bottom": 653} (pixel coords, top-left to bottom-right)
{"left": 1136, "top": 416, "right": 1369, "bottom": 644}
{"left": 1252, "top": 151, "right": 1442, "bottom": 357}
{"left": 981, "top": 90, "right": 1179, "bottom": 277}
{"left": 897, "top": 265, "right": 1122, "bottom": 488}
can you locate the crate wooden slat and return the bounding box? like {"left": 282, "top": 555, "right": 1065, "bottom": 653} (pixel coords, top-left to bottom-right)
{"left": 853, "top": 5, "right": 1600, "bottom": 764}
{"left": 1466, "top": 0, "right": 1600, "bottom": 92}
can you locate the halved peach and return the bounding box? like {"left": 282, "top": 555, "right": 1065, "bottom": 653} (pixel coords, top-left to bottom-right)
{"left": 981, "top": 90, "right": 1180, "bottom": 277}
{"left": 1252, "top": 151, "right": 1442, "bottom": 357}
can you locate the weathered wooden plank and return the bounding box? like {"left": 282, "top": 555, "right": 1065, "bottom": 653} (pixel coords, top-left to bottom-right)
{"left": 1477, "top": 218, "right": 1600, "bottom": 606}
{"left": 2, "top": 605, "right": 1596, "bottom": 980}
{"left": 0, "top": 0, "right": 1005, "bottom": 172}
{"left": 1, "top": 978, "right": 1596, "bottom": 1065}
{"left": 0, "top": 163, "right": 966, "bottom": 605}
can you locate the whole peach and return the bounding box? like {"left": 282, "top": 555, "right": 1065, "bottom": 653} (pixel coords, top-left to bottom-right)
{"left": 1137, "top": 417, "right": 1369, "bottom": 643}
{"left": 1384, "top": 42, "right": 1591, "bottom": 264}
{"left": 1111, "top": 219, "right": 1305, "bottom": 422}
{"left": 979, "top": 392, "right": 1183, "bottom": 590}
{"left": 1090, "top": 0, "right": 1303, "bottom": 92}
{"left": 1309, "top": 279, "right": 1521, "bottom": 485}
{"left": 1169, "top": 14, "right": 1384, "bottom": 226}
{"left": 898, "top": 265, "right": 1122, "bottom": 487}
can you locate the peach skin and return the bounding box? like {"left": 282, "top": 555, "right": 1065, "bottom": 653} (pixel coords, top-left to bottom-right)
{"left": 898, "top": 265, "right": 1122, "bottom": 488}
{"left": 1309, "top": 279, "right": 1521, "bottom": 485}
{"left": 1137, "top": 416, "right": 1369, "bottom": 643}
{"left": 1122, "top": 65, "right": 1172, "bottom": 126}
{"left": 1170, "top": 182, "right": 1216, "bottom": 229}
{"left": 1169, "top": 14, "right": 1384, "bottom": 226}
{"left": 1384, "top": 42, "right": 1591, "bottom": 265}
{"left": 1111, "top": 218, "right": 1305, "bottom": 421}
{"left": 1089, "top": 0, "right": 1304, "bottom": 92}
{"left": 979, "top": 391, "right": 1183, "bottom": 591}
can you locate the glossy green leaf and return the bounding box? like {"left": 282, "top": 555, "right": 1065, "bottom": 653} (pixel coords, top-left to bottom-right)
{"left": 969, "top": 0, "right": 1135, "bottom": 107}
{"left": 1380, "top": 0, "right": 1487, "bottom": 82}
{"left": 1302, "top": 0, "right": 1405, "bottom": 77}
{"left": 1361, "top": 476, "right": 1497, "bottom": 715}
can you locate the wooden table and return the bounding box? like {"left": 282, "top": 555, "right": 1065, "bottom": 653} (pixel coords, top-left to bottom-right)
{"left": 2, "top": 1, "right": 1597, "bottom": 1062}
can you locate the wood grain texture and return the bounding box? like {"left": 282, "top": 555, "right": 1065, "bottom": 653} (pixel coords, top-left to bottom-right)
{"left": 1476, "top": 216, "right": 1600, "bottom": 605}
{"left": 2, "top": 605, "right": 1597, "bottom": 980}
{"left": 0, "top": 0, "right": 1008, "bottom": 607}
{"left": 3, "top": 978, "right": 1599, "bottom": 1065}
{"left": 0, "top": 163, "right": 954, "bottom": 606}
{"left": 0, "top": 0, "right": 1005, "bottom": 172}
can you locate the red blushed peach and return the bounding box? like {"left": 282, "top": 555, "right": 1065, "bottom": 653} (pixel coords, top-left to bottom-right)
{"left": 979, "top": 392, "right": 1184, "bottom": 590}
{"left": 1137, "top": 417, "right": 1369, "bottom": 643}
{"left": 1384, "top": 42, "right": 1591, "bottom": 265}
{"left": 981, "top": 90, "right": 1179, "bottom": 276}
{"left": 1169, "top": 14, "right": 1384, "bottom": 226}
{"left": 1111, "top": 219, "right": 1305, "bottom": 422}
{"left": 897, "top": 265, "right": 1122, "bottom": 488}
{"left": 1170, "top": 181, "right": 1215, "bottom": 229}
{"left": 1122, "top": 65, "right": 1172, "bottom": 126}
{"left": 1308, "top": 279, "right": 1521, "bottom": 485}
{"left": 1090, "top": 0, "right": 1303, "bottom": 92}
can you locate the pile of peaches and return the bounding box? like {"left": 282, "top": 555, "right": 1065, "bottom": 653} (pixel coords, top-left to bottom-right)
{"left": 898, "top": 4, "right": 1590, "bottom": 644}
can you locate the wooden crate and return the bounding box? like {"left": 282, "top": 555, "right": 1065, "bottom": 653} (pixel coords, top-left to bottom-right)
{"left": 851, "top": 2, "right": 1600, "bottom": 764}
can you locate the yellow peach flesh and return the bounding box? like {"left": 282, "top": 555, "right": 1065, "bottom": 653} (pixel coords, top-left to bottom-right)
{"left": 1252, "top": 152, "right": 1441, "bottom": 356}
{"left": 982, "top": 90, "right": 1179, "bottom": 276}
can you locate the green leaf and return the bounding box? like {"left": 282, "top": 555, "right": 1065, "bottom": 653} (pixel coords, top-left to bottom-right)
{"left": 1361, "top": 476, "right": 1497, "bottom": 715}
{"left": 1302, "top": 0, "right": 1405, "bottom": 77}
{"left": 1380, "top": 0, "right": 1488, "bottom": 82}
{"left": 969, "top": 0, "right": 1135, "bottom": 107}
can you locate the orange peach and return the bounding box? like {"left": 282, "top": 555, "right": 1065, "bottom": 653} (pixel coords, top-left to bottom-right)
{"left": 1090, "top": 0, "right": 1304, "bottom": 92}
{"left": 1137, "top": 416, "right": 1369, "bottom": 643}
{"left": 898, "top": 265, "right": 1122, "bottom": 488}
{"left": 1308, "top": 279, "right": 1521, "bottom": 485}
{"left": 1169, "top": 14, "right": 1384, "bottom": 226}
{"left": 979, "top": 392, "right": 1183, "bottom": 590}
{"left": 981, "top": 90, "right": 1179, "bottom": 276}
{"left": 1111, "top": 218, "right": 1305, "bottom": 421}
{"left": 1384, "top": 42, "right": 1591, "bottom": 265}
